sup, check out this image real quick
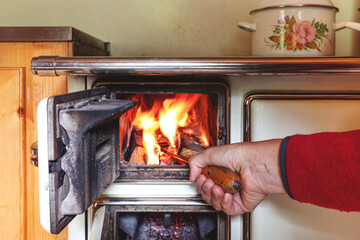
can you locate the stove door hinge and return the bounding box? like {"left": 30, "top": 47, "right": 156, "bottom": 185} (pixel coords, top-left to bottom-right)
{"left": 49, "top": 138, "right": 66, "bottom": 172}
{"left": 30, "top": 138, "right": 66, "bottom": 170}
{"left": 218, "top": 127, "right": 226, "bottom": 142}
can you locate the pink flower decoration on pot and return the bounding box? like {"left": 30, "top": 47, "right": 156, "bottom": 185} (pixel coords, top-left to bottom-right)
{"left": 292, "top": 21, "right": 316, "bottom": 45}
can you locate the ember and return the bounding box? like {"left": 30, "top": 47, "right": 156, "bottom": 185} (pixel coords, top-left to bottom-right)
{"left": 136, "top": 213, "right": 200, "bottom": 240}
{"left": 124, "top": 94, "right": 214, "bottom": 165}
{"left": 117, "top": 212, "right": 217, "bottom": 240}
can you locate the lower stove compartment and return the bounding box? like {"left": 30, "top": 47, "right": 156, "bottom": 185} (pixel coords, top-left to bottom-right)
{"left": 93, "top": 199, "right": 228, "bottom": 240}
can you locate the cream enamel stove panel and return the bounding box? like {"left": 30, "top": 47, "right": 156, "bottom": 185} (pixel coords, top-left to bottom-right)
{"left": 249, "top": 98, "right": 360, "bottom": 240}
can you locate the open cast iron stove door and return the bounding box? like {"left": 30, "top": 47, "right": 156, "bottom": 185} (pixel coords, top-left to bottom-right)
{"left": 37, "top": 86, "right": 137, "bottom": 234}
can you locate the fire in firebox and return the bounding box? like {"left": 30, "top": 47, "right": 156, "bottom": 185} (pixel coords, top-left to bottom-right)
{"left": 121, "top": 93, "right": 214, "bottom": 166}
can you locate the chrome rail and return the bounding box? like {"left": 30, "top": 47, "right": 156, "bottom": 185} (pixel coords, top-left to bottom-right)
{"left": 31, "top": 56, "right": 360, "bottom": 76}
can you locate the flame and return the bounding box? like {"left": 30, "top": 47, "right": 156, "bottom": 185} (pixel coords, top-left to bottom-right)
{"left": 132, "top": 108, "right": 160, "bottom": 165}
{"left": 131, "top": 94, "right": 210, "bottom": 165}
{"left": 159, "top": 95, "right": 200, "bottom": 147}
{"left": 201, "top": 132, "right": 209, "bottom": 148}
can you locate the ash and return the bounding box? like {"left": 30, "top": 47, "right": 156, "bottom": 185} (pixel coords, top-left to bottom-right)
{"left": 134, "top": 213, "right": 199, "bottom": 240}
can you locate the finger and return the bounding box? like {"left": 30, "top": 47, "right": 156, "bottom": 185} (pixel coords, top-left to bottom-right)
{"left": 210, "top": 185, "right": 225, "bottom": 211}
{"left": 200, "top": 178, "right": 215, "bottom": 204}
{"left": 190, "top": 144, "right": 243, "bottom": 182}
{"left": 221, "top": 193, "right": 236, "bottom": 215}
{"left": 190, "top": 145, "right": 240, "bottom": 171}
{"left": 195, "top": 174, "right": 207, "bottom": 191}
{"left": 189, "top": 151, "right": 208, "bottom": 182}
{"left": 189, "top": 163, "right": 203, "bottom": 182}
{"left": 190, "top": 147, "right": 224, "bottom": 182}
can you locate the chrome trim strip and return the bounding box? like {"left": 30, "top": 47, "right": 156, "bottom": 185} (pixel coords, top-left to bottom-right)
{"left": 250, "top": 4, "right": 339, "bottom": 15}
{"left": 31, "top": 57, "right": 360, "bottom": 76}
{"left": 244, "top": 93, "right": 360, "bottom": 142}
{"left": 95, "top": 198, "right": 210, "bottom": 207}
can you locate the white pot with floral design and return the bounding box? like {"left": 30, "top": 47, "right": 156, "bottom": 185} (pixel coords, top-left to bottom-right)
{"left": 238, "top": 0, "right": 360, "bottom": 56}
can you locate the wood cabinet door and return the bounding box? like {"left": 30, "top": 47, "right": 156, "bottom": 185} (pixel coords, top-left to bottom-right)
{"left": 0, "top": 68, "right": 25, "bottom": 240}
{"left": 0, "top": 43, "right": 69, "bottom": 240}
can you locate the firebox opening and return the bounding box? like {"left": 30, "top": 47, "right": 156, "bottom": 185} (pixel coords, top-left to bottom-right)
{"left": 117, "top": 93, "right": 218, "bottom": 167}
{"left": 116, "top": 212, "right": 217, "bottom": 240}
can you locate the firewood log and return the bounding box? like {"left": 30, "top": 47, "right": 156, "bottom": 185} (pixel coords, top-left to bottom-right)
{"left": 179, "top": 148, "right": 199, "bottom": 160}
{"left": 129, "top": 146, "right": 146, "bottom": 165}
{"left": 133, "top": 128, "right": 143, "bottom": 146}
{"left": 180, "top": 133, "right": 206, "bottom": 152}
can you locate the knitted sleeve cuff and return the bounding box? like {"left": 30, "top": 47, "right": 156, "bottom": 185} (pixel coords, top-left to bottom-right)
{"left": 280, "top": 136, "right": 294, "bottom": 199}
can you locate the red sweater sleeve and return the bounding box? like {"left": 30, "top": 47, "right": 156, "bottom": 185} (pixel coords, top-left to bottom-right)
{"left": 280, "top": 130, "right": 360, "bottom": 211}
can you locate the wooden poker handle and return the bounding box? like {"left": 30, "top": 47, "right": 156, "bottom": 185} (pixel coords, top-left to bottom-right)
{"left": 201, "top": 166, "right": 242, "bottom": 194}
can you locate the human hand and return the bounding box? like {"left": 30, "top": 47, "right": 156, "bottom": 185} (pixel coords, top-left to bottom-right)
{"left": 189, "top": 139, "right": 285, "bottom": 215}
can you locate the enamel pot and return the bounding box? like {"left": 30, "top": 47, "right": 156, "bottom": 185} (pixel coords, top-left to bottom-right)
{"left": 238, "top": 0, "right": 360, "bottom": 56}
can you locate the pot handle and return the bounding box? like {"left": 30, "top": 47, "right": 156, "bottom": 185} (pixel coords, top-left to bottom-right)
{"left": 335, "top": 21, "right": 360, "bottom": 31}
{"left": 237, "top": 22, "right": 256, "bottom": 32}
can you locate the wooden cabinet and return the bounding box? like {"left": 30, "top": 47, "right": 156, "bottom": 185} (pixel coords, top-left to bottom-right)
{"left": 0, "top": 27, "right": 109, "bottom": 240}
{"left": 0, "top": 68, "right": 25, "bottom": 240}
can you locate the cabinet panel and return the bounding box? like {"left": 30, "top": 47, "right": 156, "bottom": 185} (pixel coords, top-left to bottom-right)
{"left": 249, "top": 97, "right": 360, "bottom": 240}
{"left": 0, "top": 43, "right": 69, "bottom": 240}
{"left": 0, "top": 68, "right": 25, "bottom": 240}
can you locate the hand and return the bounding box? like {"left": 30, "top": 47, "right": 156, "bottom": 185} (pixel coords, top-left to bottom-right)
{"left": 189, "top": 139, "right": 285, "bottom": 215}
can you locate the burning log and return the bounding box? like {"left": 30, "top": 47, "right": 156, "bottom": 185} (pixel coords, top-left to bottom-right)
{"left": 133, "top": 128, "right": 143, "bottom": 146}
{"left": 157, "top": 130, "right": 181, "bottom": 153}
{"left": 128, "top": 128, "right": 205, "bottom": 165}
{"left": 160, "top": 147, "right": 188, "bottom": 164}
{"left": 179, "top": 148, "right": 198, "bottom": 160}
{"left": 129, "top": 146, "right": 146, "bottom": 165}
{"left": 125, "top": 93, "right": 212, "bottom": 166}
{"left": 179, "top": 127, "right": 206, "bottom": 152}
{"left": 129, "top": 126, "right": 184, "bottom": 165}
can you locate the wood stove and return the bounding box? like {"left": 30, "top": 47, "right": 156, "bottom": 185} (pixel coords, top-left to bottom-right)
{"left": 34, "top": 67, "right": 230, "bottom": 238}
{"left": 32, "top": 57, "right": 360, "bottom": 240}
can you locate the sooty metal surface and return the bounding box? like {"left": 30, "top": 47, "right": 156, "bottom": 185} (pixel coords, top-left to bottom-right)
{"left": 117, "top": 164, "right": 190, "bottom": 181}
{"left": 46, "top": 87, "right": 137, "bottom": 234}
{"left": 59, "top": 99, "right": 136, "bottom": 214}
{"left": 95, "top": 200, "right": 228, "bottom": 240}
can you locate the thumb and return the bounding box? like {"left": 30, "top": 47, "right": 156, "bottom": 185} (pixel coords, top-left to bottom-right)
{"left": 189, "top": 151, "right": 209, "bottom": 182}
{"left": 189, "top": 145, "right": 235, "bottom": 181}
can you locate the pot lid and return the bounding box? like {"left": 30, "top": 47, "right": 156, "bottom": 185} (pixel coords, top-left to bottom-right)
{"left": 251, "top": 0, "right": 339, "bottom": 14}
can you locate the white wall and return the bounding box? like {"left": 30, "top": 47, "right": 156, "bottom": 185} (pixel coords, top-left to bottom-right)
{"left": 0, "top": 0, "right": 359, "bottom": 56}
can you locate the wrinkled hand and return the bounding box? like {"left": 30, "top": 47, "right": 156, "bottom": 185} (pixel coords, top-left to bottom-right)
{"left": 189, "top": 139, "right": 285, "bottom": 215}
